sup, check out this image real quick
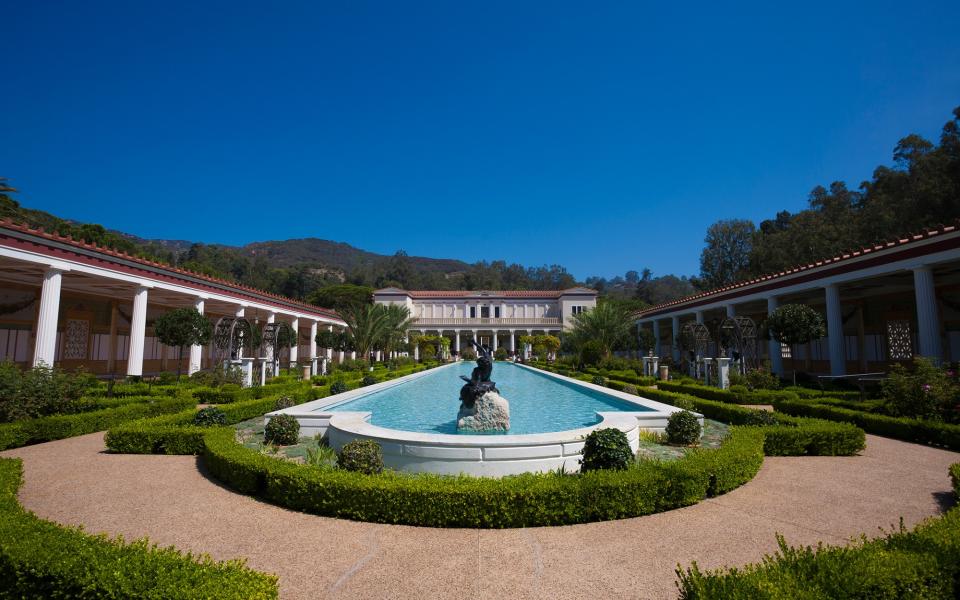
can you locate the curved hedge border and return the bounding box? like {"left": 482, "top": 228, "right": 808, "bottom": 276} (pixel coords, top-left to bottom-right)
{"left": 951, "top": 463, "right": 960, "bottom": 496}
{"left": 201, "top": 426, "right": 765, "bottom": 528}
{"left": 677, "top": 464, "right": 960, "bottom": 598}
{"left": 774, "top": 398, "right": 960, "bottom": 451}
{"left": 0, "top": 396, "right": 196, "bottom": 452}
{"left": 0, "top": 457, "right": 277, "bottom": 598}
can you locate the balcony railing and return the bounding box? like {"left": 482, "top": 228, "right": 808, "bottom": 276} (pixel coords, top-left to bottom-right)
{"left": 411, "top": 317, "right": 562, "bottom": 326}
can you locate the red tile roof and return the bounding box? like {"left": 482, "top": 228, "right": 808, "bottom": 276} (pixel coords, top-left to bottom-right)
{"left": 375, "top": 288, "right": 597, "bottom": 298}
{"left": 636, "top": 221, "right": 960, "bottom": 318}
{"left": 0, "top": 219, "right": 342, "bottom": 321}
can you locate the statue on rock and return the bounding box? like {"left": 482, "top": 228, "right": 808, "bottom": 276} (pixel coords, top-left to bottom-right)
{"left": 457, "top": 340, "right": 510, "bottom": 432}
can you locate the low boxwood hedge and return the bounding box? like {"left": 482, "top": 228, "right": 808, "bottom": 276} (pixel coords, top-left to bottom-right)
{"left": 201, "top": 426, "right": 765, "bottom": 528}
{"left": 0, "top": 396, "right": 197, "bottom": 451}
{"left": 636, "top": 388, "right": 865, "bottom": 456}
{"left": 0, "top": 457, "right": 277, "bottom": 598}
{"left": 774, "top": 398, "right": 960, "bottom": 451}
{"left": 656, "top": 380, "right": 801, "bottom": 405}
{"left": 676, "top": 464, "right": 960, "bottom": 599}
{"left": 105, "top": 396, "right": 282, "bottom": 455}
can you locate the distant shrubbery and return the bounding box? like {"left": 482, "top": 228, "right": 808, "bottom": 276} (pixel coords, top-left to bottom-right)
{"left": 0, "top": 362, "right": 97, "bottom": 423}
{"left": 882, "top": 357, "right": 959, "bottom": 422}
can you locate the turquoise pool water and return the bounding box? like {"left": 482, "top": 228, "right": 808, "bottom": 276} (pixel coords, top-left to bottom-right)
{"left": 327, "top": 362, "right": 651, "bottom": 435}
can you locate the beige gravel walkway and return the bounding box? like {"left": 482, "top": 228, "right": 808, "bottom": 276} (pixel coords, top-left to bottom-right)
{"left": 3, "top": 433, "right": 957, "bottom": 600}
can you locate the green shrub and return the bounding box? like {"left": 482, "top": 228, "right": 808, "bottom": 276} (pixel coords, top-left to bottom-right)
{"left": 329, "top": 381, "right": 348, "bottom": 395}
{"left": 336, "top": 439, "right": 384, "bottom": 475}
{"left": 774, "top": 398, "right": 960, "bottom": 451}
{"left": 742, "top": 409, "right": 778, "bottom": 427}
{"left": 0, "top": 361, "right": 97, "bottom": 422}
{"left": 0, "top": 458, "right": 277, "bottom": 598}
{"left": 951, "top": 463, "right": 959, "bottom": 497}
{"left": 591, "top": 375, "right": 607, "bottom": 386}
{"left": 264, "top": 414, "right": 300, "bottom": 445}
{"left": 273, "top": 396, "right": 296, "bottom": 410}
{"left": 580, "top": 428, "right": 633, "bottom": 472}
{"left": 667, "top": 411, "right": 701, "bottom": 445}
{"left": 193, "top": 407, "right": 227, "bottom": 427}
{"left": 202, "top": 426, "right": 765, "bottom": 527}
{"left": 881, "top": 357, "right": 959, "bottom": 421}
{"left": 494, "top": 347, "right": 509, "bottom": 361}
{"left": 622, "top": 383, "right": 638, "bottom": 395}
{"left": 360, "top": 375, "right": 377, "bottom": 387}
{"left": 0, "top": 396, "right": 196, "bottom": 451}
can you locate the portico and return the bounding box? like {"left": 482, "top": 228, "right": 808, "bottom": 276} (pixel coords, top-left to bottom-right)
{"left": 0, "top": 220, "right": 345, "bottom": 377}
{"left": 636, "top": 223, "right": 960, "bottom": 377}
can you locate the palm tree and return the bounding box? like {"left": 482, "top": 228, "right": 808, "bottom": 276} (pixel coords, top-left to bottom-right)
{"left": 567, "top": 302, "right": 634, "bottom": 359}
{"left": 341, "top": 303, "right": 390, "bottom": 361}
{"left": 379, "top": 304, "right": 416, "bottom": 358}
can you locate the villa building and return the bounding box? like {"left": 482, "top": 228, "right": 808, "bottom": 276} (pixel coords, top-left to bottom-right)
{"left": 0, "top": 220, "right": 345, "bottom": 377}
{"left": 635, "top": 222, "right": 960, "bottom": 377}
{"left": 373, "top": 287, "right": 597, "bottom": 355}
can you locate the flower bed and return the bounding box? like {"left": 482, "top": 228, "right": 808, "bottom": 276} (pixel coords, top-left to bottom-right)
{"left": 0, "top": 457, "right": 277, "bottom": 598}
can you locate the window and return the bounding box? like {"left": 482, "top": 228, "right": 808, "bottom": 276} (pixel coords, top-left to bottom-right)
{"left": 494, "top": 306, "right": 501, "bottom": 318}
{"left": 470, "top": 307, "right": 476, "bottom": 318}
{"left": 481, "top": 306, "right": 490, "bottom": 318}
{"left": 571, "top": 305, "right": 586, "bottom": 315}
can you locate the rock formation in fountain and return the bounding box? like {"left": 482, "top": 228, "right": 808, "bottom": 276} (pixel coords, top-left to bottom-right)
{"left": 457, "top": 340, "right": 510, "bottom": 432}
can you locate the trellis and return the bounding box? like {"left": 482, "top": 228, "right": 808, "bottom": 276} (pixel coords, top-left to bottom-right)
{"left": 718, "top": 316, "right": 760, "bottom": 373}
{"left": 212, "top": 316, "right": 254, "bottom": 364}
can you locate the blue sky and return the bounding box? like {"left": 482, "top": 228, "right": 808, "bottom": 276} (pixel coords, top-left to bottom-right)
{"left": 2, "top": 1, "right": 958, "bottom": 281}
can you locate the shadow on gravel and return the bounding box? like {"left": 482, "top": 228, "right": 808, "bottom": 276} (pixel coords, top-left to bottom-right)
{"left": 932, "top": 490, "right": 957, "bottom": 513}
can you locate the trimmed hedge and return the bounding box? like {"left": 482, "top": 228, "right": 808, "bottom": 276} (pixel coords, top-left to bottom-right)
{"left": 202, "top": 426, "right": 765, "bottom": 527}
{"left": 676, "top": 465, "right": 960, "bottom": 599}
{"left": 0, "top": 458, "right": 277, "bottom": 598}
{"left": 104, "top": 396, "right": 281, "bottom": 455}
{"left": 0, "top": 396, "right": 196, "bottom": 451}
{"left": 656, "top": 380, "right": 800, "bottom": 405}
{"left": 636, "top": 387, "right": 865, "bottom": 456}
{"left": 774, "top": 398, "right": 960, "bottom": 451}
{"left": 951, "top": 463, "right": 960, "bottom": 497}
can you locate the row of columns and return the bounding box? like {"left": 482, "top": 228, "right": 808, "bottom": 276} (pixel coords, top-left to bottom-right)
{"left": 639, "top": 265, "right": 944, "bottom": 377}
{"left": 30, "top": 266, "right": 340, "bottom": 378}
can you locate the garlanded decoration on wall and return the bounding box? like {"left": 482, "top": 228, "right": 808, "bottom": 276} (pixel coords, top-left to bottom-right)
{"left": 0, "top": 296, "right": 36, "bottom": 317}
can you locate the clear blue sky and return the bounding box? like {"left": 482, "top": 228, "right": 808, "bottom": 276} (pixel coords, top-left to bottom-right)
{"left": 2, "top": 1, "right": 958, "bottom": 281}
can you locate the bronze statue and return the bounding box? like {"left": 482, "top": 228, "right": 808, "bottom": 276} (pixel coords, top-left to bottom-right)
{"left": 459, "top": 340, "right": 498, "bottom": 409}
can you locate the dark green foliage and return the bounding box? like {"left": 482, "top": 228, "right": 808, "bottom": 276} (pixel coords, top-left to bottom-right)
{"left": 0, "top": 458, "right": 278, "bottom": 598}
{"left": 202, "top": 427, "right": 764, "bottom": 527}
{"left": 360, "top": 375, "right": 377, "bottom": 387}
{"left": 580, "top": 428, "right": 633, "bottom": 472}
{"left": 273, "top": 396, "right": 296, "bottom": 410}
{"left": 766, "top": 304, "right": 826, "bottom": 347}
{"left": 742, "top": 409, "right": 778, "bottom": 426}
{"left": 0, "top": 396, "right": 195, "bottom": 451}
{"left": 153, "top": 308, "right": 213, "bottom": 377}
{"left": 0, "top": 361, "right": 96, "bottom": 422}
{"left": 881, "top": 357, "right": 959, "bottom": 421}
{"left": 578, "top": 340, "right": 605, "bottom": 367}
{"left": 591, "top": 375, "right": 607, "bottom": 386}
{"left": 192, "top": 407, "right": 227, "bottom": 427}
{"left": 264, "top": 414, "right": 300, "bottom": 445}
{"left": 330, "top": 381, "right": 348, "bottom": 395}
{"left": 494, "top": 347, "right": 509, "bottom": 361}
{"left": 667, "top": 411, "right": 702, "bottom": 445}
{"left": 774, "top": 398, "right": 960, "bottom": 451}
{"left": 336, "top": 439, "right": 384, "bottom": 475}
{"left": 951, "top": 463, "right": 959, "bottom": 497}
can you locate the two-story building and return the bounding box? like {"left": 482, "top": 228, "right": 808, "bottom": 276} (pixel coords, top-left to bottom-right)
{"left": 373, "top": 287, "right": 597, "bottom": 355}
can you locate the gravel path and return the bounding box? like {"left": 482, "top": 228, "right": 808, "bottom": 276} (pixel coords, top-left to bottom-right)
{"left": 3, "top": 433, "right": 957, "bottom": 599}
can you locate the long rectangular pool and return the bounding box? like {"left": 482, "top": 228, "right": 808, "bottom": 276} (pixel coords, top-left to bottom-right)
{"left": 326, "top": 361, "right": 653, "bottom": 435}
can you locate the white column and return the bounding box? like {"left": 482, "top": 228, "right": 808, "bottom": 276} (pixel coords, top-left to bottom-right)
{"left": 188, "top": 297, "right": 205, "bottom": 375}
{"left": 492, "top": 331, "right": 498, "bottom": 351}
{"left": 671, "top": 315, "right": 681, "bottom": 363}
{"left": 695, "top": 310, "right": 704, "bottom": 324}
{"left": 825, "top": 284, "right": 845, "bottom": 376}
{"left": 289, "top": 317, "right": 299, "bottom": 366}
{"left": 32, "top": 267, "right": 63, "bottom": 368}
{"left": 726, "top": 305, "right": 735, "bottom": 318}
{"left": 510, "top": 330, "right": 516, "bottom": 353}
{"left": 767, "top": 296, "right": 784, "bottom": 377}
{"left": 913, "top": 266, "right": 943, "bottom": 361}
{"left": 454, "top": 330, "right": 461, "bottom": 352}
{"left": 325, "top": 325, "right": 334, "bottom": 361}
{"left": 652, "top": 320, "right": 661, "bottom": 356}
{"left": 235, "top": 306, "right": 246, "bottom": 359}
{"left": 127, "top": 285, "right": 149, "bottom": 377}
{"left": 309, "top": 320, "right": 318, "bottom": 375}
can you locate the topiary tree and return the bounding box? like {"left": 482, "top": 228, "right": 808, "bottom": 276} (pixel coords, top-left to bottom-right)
{"left": 264, "top": 414, "right": 300, "bottom": 445}
{"left": 192, "top": 406, "right": 227, "bottom": 427}
{"left": 337, "top": 439, "right": 384, "bottom": 474}
{"left": 580, "top": 428, "right": 633, "bottom": 472}
{"left": 666, "top": 410, "right": 701, "bottom": 445}
{"left": 765, "top": 304, "right": 826, "bottom": 385}
{"left": 154, "top": 308, "right": 212, "bottom": 380}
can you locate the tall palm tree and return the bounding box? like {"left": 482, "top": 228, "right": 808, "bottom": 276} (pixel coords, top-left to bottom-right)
{"left": 567, "top": 302, "right": 633, "bottom": 358}
{"left": 379, "top": 304, "right": 416, "bottom": 357}
{"left": 341, "top": 303, "right": 390, "bottom": 360}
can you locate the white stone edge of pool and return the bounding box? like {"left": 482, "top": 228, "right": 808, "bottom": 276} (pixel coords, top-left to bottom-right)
{"left": 266, "top": 361, "right": 703, "bottom": 477}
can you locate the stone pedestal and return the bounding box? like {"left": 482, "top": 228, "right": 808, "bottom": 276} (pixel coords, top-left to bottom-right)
{"left": 717, "top": 357, "right": 731, "bottom": 390}
{"left": 457, "top": 391, "right": 510, "bottom": 432}
{"left": 641, "top": 356, "right": 660, "bottom": 378}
